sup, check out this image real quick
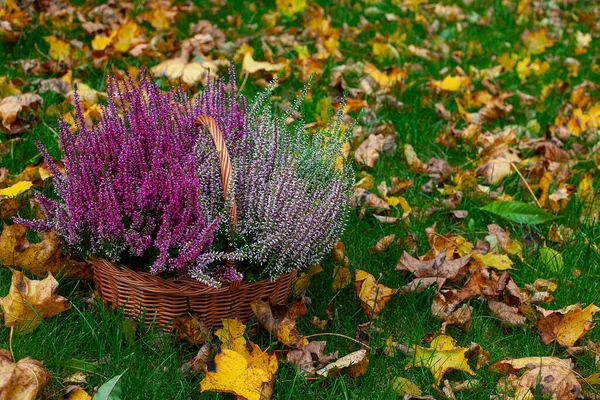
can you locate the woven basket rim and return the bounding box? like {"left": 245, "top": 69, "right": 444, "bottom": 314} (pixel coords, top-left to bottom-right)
{"left": 91, "top": 257, "right": 297, "bottom": 297}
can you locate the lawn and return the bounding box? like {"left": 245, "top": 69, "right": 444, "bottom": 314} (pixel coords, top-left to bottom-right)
{"left": 1, "top": 0, "right": 600, "bottom": 399}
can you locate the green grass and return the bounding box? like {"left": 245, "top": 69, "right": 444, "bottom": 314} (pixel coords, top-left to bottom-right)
{"left": 2, "top": 0, "right": 600, "bottom": 398}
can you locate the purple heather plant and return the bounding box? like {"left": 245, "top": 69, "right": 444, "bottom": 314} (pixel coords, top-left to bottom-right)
{"left": 15, "top": 71, "right": 247, "bottom": 284}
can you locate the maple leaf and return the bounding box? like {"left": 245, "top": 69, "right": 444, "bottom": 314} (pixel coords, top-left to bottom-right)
{"left": 0, "top": 93, "right": 42, "bottom": 134}
{"left": 316, "top": 349, "right": 368, "bottom": 378}
{"left": 369, "top": 234, "right": 395, "bottom": 254}
{"left": 0, "top": 349, "right": 50, "bottom": 400}
{"left": 250, "top": 298, "right": 309, "bottom": 348}
{"left": 521, "top": 27, "right": 555, "bottom": 55}
{"left": 534, "top": 303, "right": 600, "bottom": 347}
{"left": 355, "top": 134, "right": 385, "bottom": 169}
{"left": 353, "top": 269, "right": 398, "bottom": 318}
{"left": 0, "top": 268, "right": 71, "bottom": 334}
{"left": 286, "top": 341, "right": 337, "bottom": 377}
{"left": 203, "top": 318, "right": 278, "bottom": 400}
{"left": 492, "top": 357, "right": 581, "bottom": 400}
{"left": 396, "top": 250, "right": 471, "bottom": 284}
{"left": 406, "top": 334, "right": 476, "bottom": 384}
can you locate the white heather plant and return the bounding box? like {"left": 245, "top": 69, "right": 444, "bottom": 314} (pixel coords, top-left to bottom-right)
{"left": 192, "top": 83, "right": 354, "bottom": 282}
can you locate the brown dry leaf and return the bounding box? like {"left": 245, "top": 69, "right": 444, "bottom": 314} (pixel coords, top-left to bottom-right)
{"left": 332, "top": 265, "right": 351, "bottom": 291}
{"left": 432, "top": 290, "right": 473, "bottom": 329}
{"left": 204, "top": 318, "right": 278, "bottom": 400}
{"left": 0, "top": 268, "right": 71, "bottom": 334}
{"left": 316, "top": 349, "right": 368, "bottom": 378}
{"left": 286, "top": 341, "right": 338, "bottom": 377}
{"left": 251, "top": 298, "right": 308, "bottom": 348}
{"left": 488, "top": 300, "right": 526, "bottom": 328}
{"left": 171, "top": 314, "right": 211, "bottom": 345}
{"left": 403, "top": 144, "right": 426, "bottom": 173}
{"left": 0, "top": 93, "right": 42, "bottom": 134}
{"left": 0, "top": 349, "right": 50, "bottom": 400}
{"left": 354, "top": 269, "right": 398, "bottom": 318}
{"left": 400, "top": 277, "right": 445, "bottom": 295}
{"left": 355, "top": 134, "right": 385, "bottom": 169}
{"left": 492, "top": 357, "right": 581, "bottom": 400}
{"left": 0, "top": 223, "right": 91, "bottom": 278}
{"left": 406, "top": 334, "right": 476, "bottom": 385}
{"left": 294, "top": 264, "right": 323, "bottom": 295}
{"left": 350, "top": 188, "right": 390, "bottom": 214}
{"left": 396, "top": 251, "right": 471, "bottom": 283}
{"left": 369, "top": 234, "right": 395, "bottom": 254}
{"left": 534, "top": 303, "right": 600, "bottom": 347}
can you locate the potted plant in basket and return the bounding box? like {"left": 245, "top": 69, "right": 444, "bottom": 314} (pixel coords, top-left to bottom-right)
{"left": 16, "top": 71, "right": 353, "bottom": 328}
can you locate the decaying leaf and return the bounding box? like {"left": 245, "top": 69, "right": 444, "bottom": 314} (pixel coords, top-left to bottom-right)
{"left": 332, "top": 264, "right": 351, "bottom": 291}
{"left": 369, "top": 234, "right": 395, "bottom": 254}
{"left": 392, "top": 376, "right": 422, "bottom": 396}
{"left": 286, "top": 341, "right": 337, "bottom": 376}
{"left": 0, "top": 349, "right": 50, "bottom": 400}
{"left": 0, "top": 268, "right": 71, "bottom": 334}
{"left": 316, "top": 349, "right": 368, "bottom": 378}
{"left": 534, "top": 303, "right": 600, "bottom": 347}
{"left": 406, "top": 334, "right": 476, "bottom": 385}
{"left": 355, "top": 134, "right": 385, "bottom": 169}
{"left": 354, "top": 269, "right": 398, "bottom": 318}
{"left": 293, "top": 264, "right": 323, "bottom": 295}
{"left": 492, "top": 357, "right": 581, "bottom": 400}
{"left": 251, "top": 298, "right": 308, "bottom": 348}
{"left": 0, "top": 223, "right": 91, "bottom": 278}
{"left": 172, "top": 314, "right": 211, "bottom": 345}
{"left": 0, "top": 93, "right": 42, "bottom": 134}
{"left": 396, "top": 251, "right": 471, "bottom": 284}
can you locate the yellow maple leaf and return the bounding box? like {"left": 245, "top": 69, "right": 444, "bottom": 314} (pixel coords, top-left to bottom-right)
{"left": 0, "top": 180, "right": 32, "bottom": 198}
{"left": 472, "top": 253, "right": 514, "bottom": 270}
{"left": 276, "top": 0, "right": 307, "bottom": 17}
{"left": 0, "top": 349, "right": 50, "bottom": 398}
{"left": 91, "top": 32, "right": 115, "bottom": 52}
{"left": 114, "top": 20, "right": 141, "bottom": 53}
{"left": 521, "top": 27, "right": 554, "bottom": 54}
{"left": 430, "top": 75, "right": 470, "bottom": 92}
{"left": 0, "top": 268, "right": 71, "bottom": 334}
{"left": 354, "top": 269, "right": 398, "bottom": 318}
{"left": 406, "top": 334, "right": 476, "bottom": 384}
{"left": 44, "top": 36, "right": 72, "bottom": 61}
{"left": 332, "top": 264, "right": 351, "bottom": 291}
{"left": 535, "top": 303, "right": 600, "bottom": 347}
{"left": 242, "top": 52, "right": 283, "bottom": 75}
{"left": 516, "top": 57, "right": 550, "bottom": 82}
{"left": 200, "top": 349, "right": 277, "bottom": 400}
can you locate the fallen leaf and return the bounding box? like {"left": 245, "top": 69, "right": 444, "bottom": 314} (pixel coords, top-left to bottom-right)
{"left": 472, "top": 253, "right": 514, "bottom": 270}
{"left": 293, "top": 264, "right": 323, "bottom": 295}
{"left": 172, "top": 314, "right": 211, "bottom": 345}
{"left": 62, "top": 385, "right": 92, "bottom": 400}
{"left": 492, "top": 357, "right": 581, "bottom": 400}
{"left": 488, "top": 300, "right": 526, "bottom": 328}
{"left": 0, "top": 268, "right": 71, "bottom": 334}
{"left": 276, "top": 0, "right": 307, "bottom": 16}
{"left": 0, "top": 181, "right": 32, "bottom": 198}
{"left": 242, "top": 52, "right": 283, "bottom": 75}
{"left": 369, "top": 234, "right": 395, "bottom": 254}
{"left": 250, "top": 298, "right": 308, "bottom": 348}
{"left": 406, "top": 334, "right": 476, "bottom": 384}
{"left": 0, "top": 349, "right": 50, "bottom": 400}
{"left": 392, "top": 376, "right": 422, "bottom": 396}
{"left": 0, "top": 93, "right": 42, "bottom": 134}
{"left": 316, "top": 349, "right": 368, "bottom": 378}
{"left": 354, "top": 269, "right": 398, "bottom": 318}
{"left": 355, "top": 134, "right": 385, "bottom": 169}
{"left": 332, "top": 265, "right": 351, "bottom": 291}
{"left": 286, "top": 341, "right": 337, "bottom": 376}
{"left": 535, "top": 303, "right": 600, "bottom": 347}
{"left": 396, "top": 251, "right": 471, "bottom": 283}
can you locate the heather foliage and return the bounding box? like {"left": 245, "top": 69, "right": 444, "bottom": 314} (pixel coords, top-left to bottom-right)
{"left": 15, "top": 73, "right": 245, "bottom": 277}
{"left": 194, "top": 83, "right": 354, "bottom": 281}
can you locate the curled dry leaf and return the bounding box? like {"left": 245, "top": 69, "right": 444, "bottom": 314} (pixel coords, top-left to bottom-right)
{"left": 62, "top": 385, "right": 92, "bottom": 400}
{"left": 354, "top": 269, "right": 398, "bottom": 318}
{"left": 316, "top": 349, "right": 368, "bottom": 378}
{"left": 0, "top": 93, "right": 42, "bottom": 134}
{"left": 332, "top": 264, "right": 351, "bottom": 291}
{"left": 491, "top": 357, "right": 581, "bottom": 400}
{"left": 396, "top": 250, "right": 471, "bottom": 283}
{"left": 293, "top": 264, "right": 323, "bottom": 295}
{"left": 0, "top": 223, "right": 92, "bottom": 279}
{"left": 1, "top": 268, "right": 71, "bottom": 334}
{"left": 487, "top": 300, "right": 526, "bottom": 328}
{"left": 534, "top": 303, "right": 600, "bottom": 347}
{"left": 369, "top": 234, "right": 395, "bottom": 254}
{"left": 250, "top": 298, "right": 308, "bottom": 348}
{"left": 355, "top": 134, "right": 385, "bottom": 169}
{"left": 350, "top": 188, "right": 390, "bottom": 214}
{"left": 286, "top": 341, "right": 337, "bottom": 376}
{"left": 406, "top": 334, "right": 476, "bottom": 385}
{"left": 171, "top": 313, "right": 211, "bottom": 345}
{"left": 0, "top": 349, "right": 50, "bottom": 400}
{"left": 432, "top": 291, "right": 473, "bottom": 329}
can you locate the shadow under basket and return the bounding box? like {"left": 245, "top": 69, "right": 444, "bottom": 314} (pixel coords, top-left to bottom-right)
{"left": 92, "top": 257, "right": 297, "bottom": 329}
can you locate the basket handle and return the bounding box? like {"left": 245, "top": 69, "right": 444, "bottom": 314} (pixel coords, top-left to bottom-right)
{"left": 195, "top": 116, "right": 238, "bottom": 225}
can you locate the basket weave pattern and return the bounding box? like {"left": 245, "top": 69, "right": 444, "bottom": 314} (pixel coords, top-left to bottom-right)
{"left": 92, "top": 115, "right": 296, "bottom": 328}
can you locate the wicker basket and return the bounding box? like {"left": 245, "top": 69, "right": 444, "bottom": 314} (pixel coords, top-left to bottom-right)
{"left": 92, "top": 115, "right": 297, "bottom": 329}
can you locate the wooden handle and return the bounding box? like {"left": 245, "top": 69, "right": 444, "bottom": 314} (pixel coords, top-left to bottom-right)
{"left": 196, "top": 116, "right": 238, "bottom": 225}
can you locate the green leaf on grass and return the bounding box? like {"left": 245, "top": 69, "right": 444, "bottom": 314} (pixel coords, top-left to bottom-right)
{"left": 481, "top": 201, "right": 559, "bottom": 225}
{"left": 539, "top": 247, "right": 564, "bottom": 272}
{"left": 93, "top": 372, "right": 125, "bottom": 400}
